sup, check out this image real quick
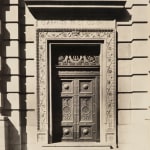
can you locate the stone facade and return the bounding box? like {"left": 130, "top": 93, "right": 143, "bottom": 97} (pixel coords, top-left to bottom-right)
{"left": 0, "top": 0, "right": 150, "bottom": 150}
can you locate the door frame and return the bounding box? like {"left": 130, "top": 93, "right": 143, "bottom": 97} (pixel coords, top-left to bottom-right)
{"left": 52, "top": 76, "right": 100, "bottom": 142}
{"left": 51, "top": 43, "right": 100, "bottom": 142}
{"left": 36, "top": 28, "right": 116, "bottom": 148}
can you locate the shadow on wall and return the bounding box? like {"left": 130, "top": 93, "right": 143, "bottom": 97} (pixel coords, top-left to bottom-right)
{"left": 1, "top": 0, "right": 11, "bottom": 116}
{"left": 8, "top": 120, "right": 21, "bottom": 150}
{"left": 1, "top": 0, "right": 27, "bottom": 150}
{"left": 30, "top": 8, "right": 131, "bottom": 22}
{"left": 19, "top": 1, "right": 28, "bottom": 150}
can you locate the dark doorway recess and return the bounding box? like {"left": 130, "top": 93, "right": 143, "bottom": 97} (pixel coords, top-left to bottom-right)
{"left": 51, "top": 43, "right": 100, "bottom": 143}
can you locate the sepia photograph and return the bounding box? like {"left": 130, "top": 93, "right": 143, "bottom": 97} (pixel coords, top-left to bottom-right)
{"left": 0, "top": 0, "right": 150, "bottom": 150}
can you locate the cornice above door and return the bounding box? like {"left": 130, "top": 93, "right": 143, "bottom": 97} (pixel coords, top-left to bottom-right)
{"left": 24, "top": 0, "right": 127, "bottom": 20}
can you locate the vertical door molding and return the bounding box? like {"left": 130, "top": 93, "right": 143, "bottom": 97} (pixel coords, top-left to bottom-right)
{"left": 36, "top": 27, "right": 116, "bottom": 147}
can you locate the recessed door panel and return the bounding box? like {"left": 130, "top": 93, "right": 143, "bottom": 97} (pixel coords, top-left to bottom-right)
{"left": 79, "top": 97, "right": 93, "bottom": 122}
{"left": 79, "top": 80, "right": 93, "bottom": 93}
{"left": 62, "top": 97, "right": 73, "bottom": 122}
{"left": 56, "top": 77, "right": 98, "bottom": 142}
{"left": 61, "top": 80, "right": 74, "bottom": 94}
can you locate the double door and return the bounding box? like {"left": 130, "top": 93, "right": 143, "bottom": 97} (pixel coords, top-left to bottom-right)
{"left": 52, "top": 75, "right": 99, "bottom": 142}
{"left": 51, "top": 43, "right": 100, "bottom": 142}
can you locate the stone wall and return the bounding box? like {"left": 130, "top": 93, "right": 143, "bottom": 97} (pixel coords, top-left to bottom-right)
{"left": 1, "top": 1, "right": 21, "bottom": 150}
{"left": 117, "top": 0, "right": 150, "bottom": 150}
{"left": 0, "top": 0, "right": 150, "bottom": 150}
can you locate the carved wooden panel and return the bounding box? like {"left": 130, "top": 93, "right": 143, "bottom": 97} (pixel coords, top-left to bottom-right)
{"left": 62, "top": 97, "right": 73, "bottom": 121}
{"left": 79, "top": 97, "right": 92, "bottom": 122}
{"left": 59, "top": 78, "right": 97, "bottom": 141}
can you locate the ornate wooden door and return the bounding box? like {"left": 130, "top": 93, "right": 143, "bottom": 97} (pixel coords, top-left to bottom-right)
{"left": 60, "top": 77, "right": 99, "bottom": 141}
{"left": 52, "top": 44, "right": 100, "bottom": 142}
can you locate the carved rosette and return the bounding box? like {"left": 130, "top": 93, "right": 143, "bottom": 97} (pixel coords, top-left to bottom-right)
{"left": 37, "top": 29, "right": 116, "bottom": 141}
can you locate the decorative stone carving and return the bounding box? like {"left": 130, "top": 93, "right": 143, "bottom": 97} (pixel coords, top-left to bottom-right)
{"left": 37, "top": 28, "right": 116, "bottom": 144}
{"left": 58, "top": 55, "right": 99, "bottom": 66}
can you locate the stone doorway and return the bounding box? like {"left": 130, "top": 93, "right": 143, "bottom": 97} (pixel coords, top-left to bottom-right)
{"left": 36, "top": 27, "right": 116, "bottom": 147}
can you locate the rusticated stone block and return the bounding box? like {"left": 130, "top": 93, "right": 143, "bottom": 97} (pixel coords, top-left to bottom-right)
{"left": 132, "top": 6, "right": 148, "bottom": 22}
{"left": 6, "top": 41, "right": 19, "bottom": 57}
{"left": 132, "top": 41, "right": 148, "bottom": 57}
{"left": 118, "top": 60, "right": 131, "bottom": 75}
{"left": 26, "top": 60, "right": 35, "bottom": 76}
{"left": 117, "top": 26, "right": 132, "bottom": 42}
{"left": 6, "top": 59, "right": 19, "bottom": 74}
{"left": 7, "top": 76, "right": 19, "bottom": 92}
{"left": 118, "top": 43, "right": 131, "bottom": 58}
{"left": 118, "top": 77, "right": 131, "bottom": 92}
{"left": 118, "top": 111, "right": 131, "bottom": 125}
{"left": 5, "top": 6, "right": 19, "bottom": 22}
{"left": 118, "top": 94, "right": 131, "bottom": 109}
{"left": 5, "top": 23, "right": 18, "bottom": 40}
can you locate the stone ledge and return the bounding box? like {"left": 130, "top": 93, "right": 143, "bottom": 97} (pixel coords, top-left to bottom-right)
{"left": 42, "top": 142, "right": 112, "bottom": 150}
